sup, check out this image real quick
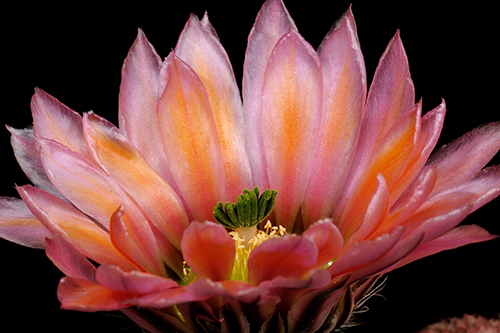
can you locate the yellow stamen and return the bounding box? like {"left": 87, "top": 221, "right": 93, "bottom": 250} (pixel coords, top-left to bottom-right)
{"left": 229, "top": 221, "right": 286, "bottom": 282}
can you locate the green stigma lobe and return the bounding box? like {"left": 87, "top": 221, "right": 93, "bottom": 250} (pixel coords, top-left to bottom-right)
{"left": 213, "top": 187, "right": 277, "bottom": 229}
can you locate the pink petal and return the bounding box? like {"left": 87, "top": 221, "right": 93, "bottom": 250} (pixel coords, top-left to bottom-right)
{"left": 243, "top": 0, "right": 296, "bottom": 190}
{"left": 427, "top": 121, "right": 500, "bottom": 196}
{"left": 58, "top": 276, "right": 133, "bottom": 311}
{"left": 0, "top": 197, "right": 50, "bottom": 249}
{"left": 348, "top": 230, "right": 423, "bottom": 281}
{"left": 83, "top": 111, "right": 189, "bottom": 250}
{"left": 390, "top": 100, "right": 446, "bottom": 200}
{"left": 157, "top": 53, "right": 225, "bottom": 223}
{"left": 302, "top": 7, "right": 366, "bottom": 227}
{"left": 118, "top": 29, "right": 175, "bottom": 186}
{"left": 95, "top": 265, "right": 178, "bottom": 294}
{"left": 248, "top": 234, "right": 318, "bottom": 285}
{"left": 393, "top": 224, "right": 497, "bottom": 270}
{"left": 261, "top": 29, "right": 323, "bottom": 230}
{"left": 175, "top": 15, "right": 252, "bottom": 200}
{"left": 402, "top": 202, "right": 473, "bottom": 244}
{"left": 339, "top": 102, "right": 420, "bottom": 240}
{"left": 109, "top": 205, "right": 168, "bottom": 277}
{"left": 45, "top": 234, "right": 96, "bottom": 281}
{"left": 7, "top": 126, "right": 62, "bottom": 198}
{"left": 18, "top": 185, "right": 136, "bottom": 271}
{"left": 180, "top": 221, "right": 235, "bottom": 281}
{"left": 338, "top": 32, "right": 415, "bottom": 220}
{"left": 344, "top": 174, "right": 390, "bottom": 247}
{"left": 303, "top": 219, "right": 343, "bottom": 269}
{"left": 31, "top": 88, "right": 90, "bottom": 158}
{"left": 328, "top": 226, "right": 403, "bottom": 279}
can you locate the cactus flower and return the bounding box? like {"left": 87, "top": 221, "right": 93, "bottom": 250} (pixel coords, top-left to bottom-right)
{"left": 1, "top": 1, "right": 499, "bottom": 332}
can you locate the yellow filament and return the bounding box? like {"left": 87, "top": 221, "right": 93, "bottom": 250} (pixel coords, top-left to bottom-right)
{"left": 229, "top": 221, "right": 286, "bottom": 282}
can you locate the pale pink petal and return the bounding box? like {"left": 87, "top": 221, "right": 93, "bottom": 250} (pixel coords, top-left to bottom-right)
{"left": 427, "top": 122, "right": 500, "bottom": 196}
{"left": 157, "top": 53, "right": 225, "bottom": 223}
{"left": 303, "top": 219, "right": 343, "bottom": 269}
{"left": 393, "top": 225, "right": 497, "bottom": 270}
{"left": 31, "top": 88, "right": 89, "bottom": 158}
{"left": 83, "top": 111, "right": 189, "bottom": 249}
{"left": 45, "top": 234, "right": 96, "bottom": 281}
{"left": 181, "top": 221, "right": 235, "bottom": 281}
{"left": 118, "top": 29, "right": 175, "bottom": 186}
{"left": 328, "top": 226, "right": 403, "bottom": 278}
{"left": 175, "top": 15, "right": 252, "bottom": 201}
{"left": 0, "top": 197, "right": 50, "bottom": 249}
{"left": 302, "top": 7, "right": 366, "bottom": 227}
{"left": 7, "top": 126, "right": 62, "bottom": 198}
{"left": 248, "top": 234, "right": 318, "bottom": 285}
{"left": 243, "top": 0, "right": 296, "bottom": 190}
{"left": 261, "top": 29, "right": 323, "bottom": 230}
{"left": 17, "top": 185, "right": 136, "bottom": 271}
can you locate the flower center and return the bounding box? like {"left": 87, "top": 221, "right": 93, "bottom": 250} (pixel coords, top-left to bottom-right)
{"left": 213, "top": 187, "right": 283, "bottom": 282}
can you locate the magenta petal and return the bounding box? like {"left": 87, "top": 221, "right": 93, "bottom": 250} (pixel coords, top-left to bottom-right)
{"left": 45, "top": 234, "right": 96, "bottom": 281}
{"left": 303, "top": 219, "right": 343, "bottom": 269}
{"left": 0, "top": 197, "right": 50, "bottom": 249}
{"left": 248, "top": 234, "right": 318, "bottom": 285}
{"left": 181, "top": 221, "right": 235, "bottom": 281}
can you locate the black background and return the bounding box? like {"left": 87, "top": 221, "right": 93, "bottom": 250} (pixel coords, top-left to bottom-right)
{"left": 1, "top": 1, "right": 499, "bottom": 332}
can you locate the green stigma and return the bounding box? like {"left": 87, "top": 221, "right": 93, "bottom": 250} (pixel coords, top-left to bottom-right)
{"left": 213, "top": 187, "right": 277, "bottom": 229}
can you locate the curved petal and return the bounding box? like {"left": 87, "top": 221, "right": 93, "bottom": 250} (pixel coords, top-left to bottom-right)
{"left": 0, "top": 197, "right": 50, "bottom": 249}
{"left": 393, "top": 224, "right": 497, "bottom": 270}
{"left": 338, "top": 31, "right": 415, "bottom": 220}
{"left": 83, "top": 111, "right": 189, "bottom": 249}
{"left": 18, "top": 185, "right": 136, "bottom": 271}
{"left": 157, "top": 53, "right": 225, "bottom": 222}
{"left": 45, "top": 234, "right": 96, "bottom": 281}
{"left": 303, "top": 7, "right": 366, "bottom": 227}
{"left": 328, "top": 226, "right": 403, "bottom": 279}
{"left": 96, "top": 265, "right": 178, "bottom": 294}
{"left": 181, "top": 221, "right": 235, "bottom": 281}
{"left": 58, "top": 276, "right": 134, "bottom": 311}
{"left": 243, "top": 0, "right": 296, "bottom": 190}
{"left": 31, "top": 88, "right": 89, "bottom": 158}
{"left": 175, "top": 15, "right": 252, "bottom": 200}
{"left": 261, "top": 29, "right": 323, "bottom": 230}
{"left": 426, "top": 121, "right": 500, "bottom": 196}
{"left": 248, "top": 234, "right": 318, "bottom": 285}
{"left": 303, "top": 219, "right": 343, "bottom": 269}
